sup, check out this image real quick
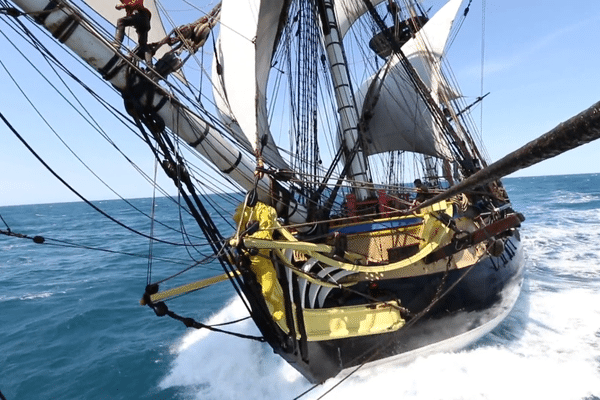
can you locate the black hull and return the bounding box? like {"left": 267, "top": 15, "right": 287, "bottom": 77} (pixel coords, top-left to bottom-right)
{"left": 244, "top": 235, "right": 524, "bottom": 383}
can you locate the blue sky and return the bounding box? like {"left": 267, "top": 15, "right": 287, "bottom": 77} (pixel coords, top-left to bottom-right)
{"left": 449, "top": 0, "right": 600, "bottom": 176}
{"left": 1, "top": 0, "right": 600, "bottom": 207}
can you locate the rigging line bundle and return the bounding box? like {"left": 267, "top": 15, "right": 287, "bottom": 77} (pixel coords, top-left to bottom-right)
{"left": 148, "top": 249, "right": 224, "bottom": 287}
{"left": 1, "top": 21, "right": 183, "bottom": 203}
{"left": 141, "top": 286, "right": 265, "bottom": 342}
{"left": 3, "top": 14, "right": 238, "bottom": 242}
{"left": 122, "top": 74, "right": 259, "bottom": 319}
{"left": 9, "top": 0, "right": 223, "bottom": 138}
{"left": 0, "top": 226, "right": 200, "bottom": 265}
{"left": 0, "top": 58, "right": 175, "bottom": 231}
{"left": 0, "top": 219, "right": 211, "bottom": 268}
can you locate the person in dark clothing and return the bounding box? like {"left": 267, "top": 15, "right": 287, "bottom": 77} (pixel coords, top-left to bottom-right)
{"left": 113, "top": 0, "right": 152, "bottom": 65}
{"left": 413, "top": 179, "right": 430, "bottom": 203}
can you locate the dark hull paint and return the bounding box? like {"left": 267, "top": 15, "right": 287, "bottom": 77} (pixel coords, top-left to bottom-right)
{"left": 245, "top": 235, "right": 524, "bottom": 384}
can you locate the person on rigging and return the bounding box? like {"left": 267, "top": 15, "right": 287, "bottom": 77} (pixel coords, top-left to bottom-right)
{"left": 151, "top": 3, "right": 220, "bottom": 56}
{"left": 113, "top": 0, "right": 152, "bottom": 66}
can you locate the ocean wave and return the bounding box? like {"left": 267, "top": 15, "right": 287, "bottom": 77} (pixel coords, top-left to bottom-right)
{"left": 551, "top": 190, "right": 600, "bottom": 205}
{"left": 521, "top": 221, "right": 600, "bottom": 288}
{"left": 0, "top": 291, "right": 58, "bottom": 302}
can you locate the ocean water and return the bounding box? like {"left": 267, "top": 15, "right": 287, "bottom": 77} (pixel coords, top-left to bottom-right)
{"left": 1, "top": 173, "right": 600, "bottom": 400}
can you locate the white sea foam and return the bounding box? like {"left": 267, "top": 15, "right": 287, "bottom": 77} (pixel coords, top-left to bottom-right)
{"left": 0, "top": 291, "right": 57, "bottom": 302}
{"left": 159, "top": 298, "right": 310, "bottom": 399}
{"left": 159, "top": 283, "right": 600, "bottom": 400}
{"left": 522, "top": 221, "right": 600, "bottom": 286}
{"left": 19, "top": 292, "right": 55, "bottom": 300}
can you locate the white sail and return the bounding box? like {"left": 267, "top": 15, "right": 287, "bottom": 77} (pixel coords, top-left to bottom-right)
{"left": 217, "top": 0, "right": 385, "bottom": 198}
{"left": 213, "top": 0, "right": 387, "bottom": 170}
{"left": 83, "top": 0, "right": 170, "bottom": 59}
{"left": 357, "top": 0, "right": 464, "bottom": 160}
{"left": 334, "top": 0, "right": 386, "bottom": 37}
{"left": 212, "top": 0, "right": 289, "bottom": 170}
{"left": 215, "top": 0, "right": 462, "bottom": 164}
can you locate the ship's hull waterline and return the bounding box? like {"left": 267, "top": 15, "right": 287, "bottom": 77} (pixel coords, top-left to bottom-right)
{"left": 244, "top": 236, "right": 524, "bottom": 383}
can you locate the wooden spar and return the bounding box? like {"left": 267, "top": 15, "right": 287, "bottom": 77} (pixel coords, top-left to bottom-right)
{"left": 318, "top": 0, "right": 373, "bottom": 201}
{"left": 7, "top": 0, "right": 307, "bottom": 223}
{"left": 414, "top": 100, "right": 600, "bottom": 211}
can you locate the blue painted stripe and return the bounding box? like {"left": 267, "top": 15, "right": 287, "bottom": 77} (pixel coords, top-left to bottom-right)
{"left": 331, "top": 217, "right": 423, "bottom": 235}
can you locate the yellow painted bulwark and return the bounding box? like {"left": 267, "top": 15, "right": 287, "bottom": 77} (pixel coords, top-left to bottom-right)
{"left": 233, "top": 200, "right": 454, "bottom": 338}
{"left": 234, "top": 202, "right": 288, "bottom": 330}
{"left": 244, "top": 200, "right": 454, "bottom": 274}
{"left": 302, "top": 301, "right": 405, "bottom": 341}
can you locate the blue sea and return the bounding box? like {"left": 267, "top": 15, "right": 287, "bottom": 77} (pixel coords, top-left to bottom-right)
{"left": 1, "top": 174, "right": 600, "bottom": 400}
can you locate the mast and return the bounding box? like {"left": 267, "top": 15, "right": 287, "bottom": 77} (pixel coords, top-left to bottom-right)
{"left": 291, "top": 0, "right": 321, "bottom": 204}
{"left": 423, "top": 155, "right": 439, "bottom": 184}
{"left": 406, "top": 0, "right": 439, "bottom": 184}
{"left": 315, "top": 0, "right": 373, "bottom": 201}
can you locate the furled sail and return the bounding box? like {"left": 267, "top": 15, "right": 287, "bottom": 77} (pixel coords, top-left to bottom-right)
{"left": 83, "top": 0, "right": 171, "bottom": 59}
{"left": 357, "top": 0, "right": 464, "bottom": 160}
{"left": 334, "top": 0, "right": 386, "bottom": 37}
{"left": 212, "top": 0, "right": 289, "bottom": 170}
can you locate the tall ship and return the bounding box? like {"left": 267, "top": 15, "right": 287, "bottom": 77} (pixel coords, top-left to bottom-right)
{"left": 6, "top": 0, "right": 571, "bottom": 384}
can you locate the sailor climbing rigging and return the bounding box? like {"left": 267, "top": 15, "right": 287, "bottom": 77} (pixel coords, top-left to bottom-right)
{"left": 151, "top": 3, "right": 221, "bottom": 56}
{"left": 113, "top": 0, "right": 152, "bottom": 65}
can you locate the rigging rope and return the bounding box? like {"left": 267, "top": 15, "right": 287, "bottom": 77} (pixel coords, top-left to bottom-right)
{"left": 0, "top": 22, "right": 206, "bottom": 240}
{"left": 0, "top": 112, "right": 187, "bottom": 247}
{"left": 143, "top": 293, "right": 265, "bottom": 342}
{"left": 147, "top": 158, "right": 160, "bottom": 285}
{"left": 0, "top": 212, "right": 11, "bottom": 232}
{"left": 0, "top": 223, "right": 215, "bottom": 268}
{"left": 119, "top": 67, "right": 265, "bottom": 331}
{"left": 0, "top": 228, "right": 45, "bottom": 244}
{"left": 2, "top": 1, "right": 248, "bottom": 289}
{"left": 480, "top": 0, "right": 487, "bottom": 130}
{"left": 0, "top": 13, "right": 241, "bottom": 253}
